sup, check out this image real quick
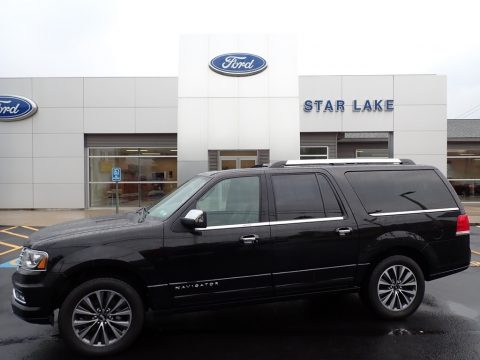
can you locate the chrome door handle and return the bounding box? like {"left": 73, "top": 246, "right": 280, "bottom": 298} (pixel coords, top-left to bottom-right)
{"left": 240, "top": 234, "right": 259, "bottom": 244}
{"left": 336, "top": 227, "right": 352, "bottom": 236}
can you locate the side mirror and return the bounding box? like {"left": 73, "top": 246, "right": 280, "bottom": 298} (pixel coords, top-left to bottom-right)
{"left": 181, "top": 209, "right": 207, "bottom": 229}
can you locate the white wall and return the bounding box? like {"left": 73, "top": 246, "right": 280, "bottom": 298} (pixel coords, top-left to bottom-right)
{"left": 178, "top": 34, "right": 300, "bottom": 183}
{"left": 0, "top": 78, "right": 85, "bottom": 208}
{"left": 0, "top": 77, "right": 177, "bottom": 208}
{"left": 0, "top": 61, "right": 447, "bottom": 209}
{"left": 299, "top": 75, "right": 447, "bottom": 174}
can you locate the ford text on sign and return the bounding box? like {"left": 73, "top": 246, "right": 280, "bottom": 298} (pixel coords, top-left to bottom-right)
{"left": 0, "top": 95, "right": 38, "bottom": 121}
{"left": 209, "top": 53, "right": 267, "bottom": 76}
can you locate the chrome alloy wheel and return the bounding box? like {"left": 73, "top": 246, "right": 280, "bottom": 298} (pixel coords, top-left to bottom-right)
{"left": 377, "top": 265, "right": 418, "bottom": 311}
{"left": 72, "top": 290, "right": 132, "bottom": 347}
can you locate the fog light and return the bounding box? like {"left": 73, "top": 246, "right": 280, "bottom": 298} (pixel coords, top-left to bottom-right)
{"left": 13, "top": 288, "right": 26, "bottom": 305}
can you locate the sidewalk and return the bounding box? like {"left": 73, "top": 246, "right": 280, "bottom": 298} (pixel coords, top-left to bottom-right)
{"left": 1, "top": 205, "right": 480, "bottom": 227}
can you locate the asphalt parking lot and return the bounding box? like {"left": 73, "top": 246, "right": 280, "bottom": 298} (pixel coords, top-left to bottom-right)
{"left": 0, "top": 225, "right": 479, "bottom": 360}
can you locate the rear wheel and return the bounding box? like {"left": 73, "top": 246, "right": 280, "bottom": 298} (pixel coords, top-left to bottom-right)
{"left": 59, "top": 278, "right": 144, "bottom": 357}
{"left": 362, "top": 255, "right": 425, "bottom": 320}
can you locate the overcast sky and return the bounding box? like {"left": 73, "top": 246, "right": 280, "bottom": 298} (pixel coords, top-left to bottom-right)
{"left": 1, "top": 0, "right": 479, "bottom": 118}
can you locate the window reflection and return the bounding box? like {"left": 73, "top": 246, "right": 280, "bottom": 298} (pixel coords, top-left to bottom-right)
{"left": 88, "top": 147, "right": 177, "bottom": 208}
{"left": 449, "top": 180, "right": 480, "bottom": 202}
{"left": 447, "top": 153, "right": 480, "bottom": 202}
{"left": 300, "top": 146, "right": 328, "bottom": 160}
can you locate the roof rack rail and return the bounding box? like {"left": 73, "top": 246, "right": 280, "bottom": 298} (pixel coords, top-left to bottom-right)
{"left": 282, "top": 158, "right": 415, "bottom": 167}
{"left": 270, "top": 161, "right": 287, "bottom": 168}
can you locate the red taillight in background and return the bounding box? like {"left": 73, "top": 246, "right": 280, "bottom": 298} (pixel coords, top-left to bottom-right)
{"left": 456, "top": 214, "right": 470, "bottom": 236}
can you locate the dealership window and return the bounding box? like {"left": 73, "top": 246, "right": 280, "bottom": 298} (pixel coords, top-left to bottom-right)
{"left": 447, "top": 149, "right": 480, "bottom": 202}
{"left": 300, "top": 146, "right": 328, "bottom": 160}
{"left": 355, "top": 149, "right": 389, "bottom": 158}
{"left": 88, "top": 147, "right": 177, "bottom": 208}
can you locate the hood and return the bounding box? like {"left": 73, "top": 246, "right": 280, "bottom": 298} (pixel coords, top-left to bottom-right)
{"left": 26, "top": 212, "right": 152, "bottom": 250}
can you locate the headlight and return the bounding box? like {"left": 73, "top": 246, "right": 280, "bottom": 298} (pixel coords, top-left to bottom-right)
{"left": 18, "top": 247, "right": 48, "bottom": 271}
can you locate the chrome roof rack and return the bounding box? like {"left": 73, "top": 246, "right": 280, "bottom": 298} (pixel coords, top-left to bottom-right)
{"left": 282, "top": 158, "right": 414, "bottom": 167}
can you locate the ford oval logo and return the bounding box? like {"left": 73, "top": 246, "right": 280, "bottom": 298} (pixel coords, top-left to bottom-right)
{"left": 0, "top": 95, "right": 37, "bottom": 121}
{"left": 209, "top": 53, "right": 267, "bottom": 76}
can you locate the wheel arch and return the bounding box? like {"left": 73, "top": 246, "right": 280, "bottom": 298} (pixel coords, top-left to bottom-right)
{"left": 53, "top": 259, "right": 150, "bottom": 310}
{"left": 357, "top": 246, "right": 430, "bottom": 288}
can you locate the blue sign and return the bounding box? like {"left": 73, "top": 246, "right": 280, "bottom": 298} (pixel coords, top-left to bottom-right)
{"left": 0, "top": 95, "right": 37, "bottom": 121}
{"left": 112, "top": 167, "right": 121, "bottom": 182}
{"left": 209, "top": 53, "right": 267, "bottom": 76}
{"left": 303, "top": 99, "right": 394, "bottom": 113}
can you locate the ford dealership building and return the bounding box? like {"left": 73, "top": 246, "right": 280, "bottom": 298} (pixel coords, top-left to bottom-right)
{"left": 0, "top": 34, "right": 478, "bottom": 209}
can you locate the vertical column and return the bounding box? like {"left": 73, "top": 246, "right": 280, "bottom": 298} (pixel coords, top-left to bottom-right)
{"left": 0, "top": 78, "right": 34, "bottom": 208}
{"left": 177, "top": 34, "right": 300, "bottom": 184}
{"left": 393, "top": 75, "right": 447, "bottom": 174}
{"left": 32, "top": 78, "right": 85, "bottom": 208}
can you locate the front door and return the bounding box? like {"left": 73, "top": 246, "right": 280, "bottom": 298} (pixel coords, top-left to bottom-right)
{"left": 163, "top": 174, "right": 273, "bottom": 306}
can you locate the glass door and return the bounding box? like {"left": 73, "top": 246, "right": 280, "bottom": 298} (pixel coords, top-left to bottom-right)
{"left": 240, "top": 158, "right": 256, "bottom": 168}
{"left": 218, "top": 151, "right": 258, "bottom": 170}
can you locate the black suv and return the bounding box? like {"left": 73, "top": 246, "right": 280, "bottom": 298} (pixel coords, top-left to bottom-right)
{"left": 12, "top": 159, "right": 471, "bottom": 356}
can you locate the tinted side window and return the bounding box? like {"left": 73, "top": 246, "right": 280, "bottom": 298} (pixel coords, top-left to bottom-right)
{"left": 317, "top": 175, "right": 343, "bottom": 217}
{"left": 196, "top": 176, "right": 260, "bottom": 226}
{"left": 272, "top": 174, "right": 325, "bottom": 220}
{"left": 346, "top": 170, "right": 457, "bottom": 214}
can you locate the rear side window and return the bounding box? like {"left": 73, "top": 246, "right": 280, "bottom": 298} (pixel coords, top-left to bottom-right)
{"left": 346, "top": 170, "right": 457, "bottom": 214}
{"left": 272, "top": 174, "right": 325, "bottom": 220}
{"left": 317, "top": 175, "right": 342, "bottom": 217}
{"left": 271, "top": 173, "right": 343, "bottom": 220}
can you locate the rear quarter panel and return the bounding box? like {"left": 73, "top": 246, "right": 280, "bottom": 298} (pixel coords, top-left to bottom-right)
{"left": 327, "top": 166, "right": 470, "bottom": 281}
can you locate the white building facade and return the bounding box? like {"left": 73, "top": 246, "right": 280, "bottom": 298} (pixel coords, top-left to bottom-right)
{"left": 0, "top": 34, "right": 447, "bottom": 209}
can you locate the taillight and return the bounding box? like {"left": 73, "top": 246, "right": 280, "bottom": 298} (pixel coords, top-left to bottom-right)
{"left": 456, "top": 214, "right": 470, "bottom": 236}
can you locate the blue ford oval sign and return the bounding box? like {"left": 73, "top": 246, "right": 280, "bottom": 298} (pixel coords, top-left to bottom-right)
{"left": 0, "top": 95, "right": 37, "bottom": 121}
{"left": 209, "top": 53, "right": 267, "bottom": 77}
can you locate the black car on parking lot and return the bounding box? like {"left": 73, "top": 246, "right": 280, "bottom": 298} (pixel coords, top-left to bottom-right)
{"left": 12, "top": 158, "right": 471, "bottom": 356}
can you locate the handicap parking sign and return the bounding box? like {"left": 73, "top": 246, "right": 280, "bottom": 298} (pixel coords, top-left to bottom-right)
{"left": 112, "top": 167, "right": 121, "bottom": 182}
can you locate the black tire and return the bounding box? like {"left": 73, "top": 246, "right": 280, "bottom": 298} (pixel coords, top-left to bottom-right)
{"left": 362, "top": 255, "right": 425, "bottom": 320}
{"left": 58, "top": 278, "right": 144, "bottom": 357}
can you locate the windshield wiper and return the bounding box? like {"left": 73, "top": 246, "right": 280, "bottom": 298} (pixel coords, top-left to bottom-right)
{"left": 136, "top": 206, "right": 150, "bottom": 223}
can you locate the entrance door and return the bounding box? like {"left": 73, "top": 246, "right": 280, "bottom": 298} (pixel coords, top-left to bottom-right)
{"left": 220, "top": 156, "right": 257, "bottom": 170}
{"left": 218, "top": 150, "right": 258, "bottom": 170}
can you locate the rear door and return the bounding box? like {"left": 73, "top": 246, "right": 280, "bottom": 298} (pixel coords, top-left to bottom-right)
{"left": 268, "top": 171, "right": 359, "bottom": 295}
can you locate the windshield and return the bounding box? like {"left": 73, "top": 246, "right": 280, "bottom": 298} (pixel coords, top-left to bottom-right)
{"left": 148, "top": 176, "right": 211, "bottom": 220}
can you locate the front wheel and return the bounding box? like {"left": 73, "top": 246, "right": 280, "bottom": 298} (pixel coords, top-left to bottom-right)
{"left": 58, "top": 278, "right": 144, "bottom": 357}
{"left": 362, "top": 255, "right": 425, "bottom": 320}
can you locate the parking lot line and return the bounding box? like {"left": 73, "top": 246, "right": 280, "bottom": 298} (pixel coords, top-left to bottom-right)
{"left": 0, "top": 241, "right": 22, "bottom": 256}
{"left": 471, "top": 261, "right": 480, "bottom": 267}
{"left": 21, "top": 226, "right": 38, "bottom": 231}
{"left": 472, "top": 250, "right": 480, "bottom": 256}
{"left": 0, "top": 229, "right": 28, "bottom": 239}
{"left": 1, "top": 226, "right": 18, "bottom": 232}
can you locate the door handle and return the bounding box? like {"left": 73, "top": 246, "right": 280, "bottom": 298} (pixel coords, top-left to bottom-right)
{"left": 240, "top": 234, "right": 259, "bottom": 244}
{"left": 336, "top": 227, "right": 352, "bottom": 236}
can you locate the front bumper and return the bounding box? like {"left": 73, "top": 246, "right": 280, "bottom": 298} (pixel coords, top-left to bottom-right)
{"left": 11, "top": 269, "right": 64, "bottom": 325}
{"left": 11, "top": 292, "right": 53, "bottom": 325}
